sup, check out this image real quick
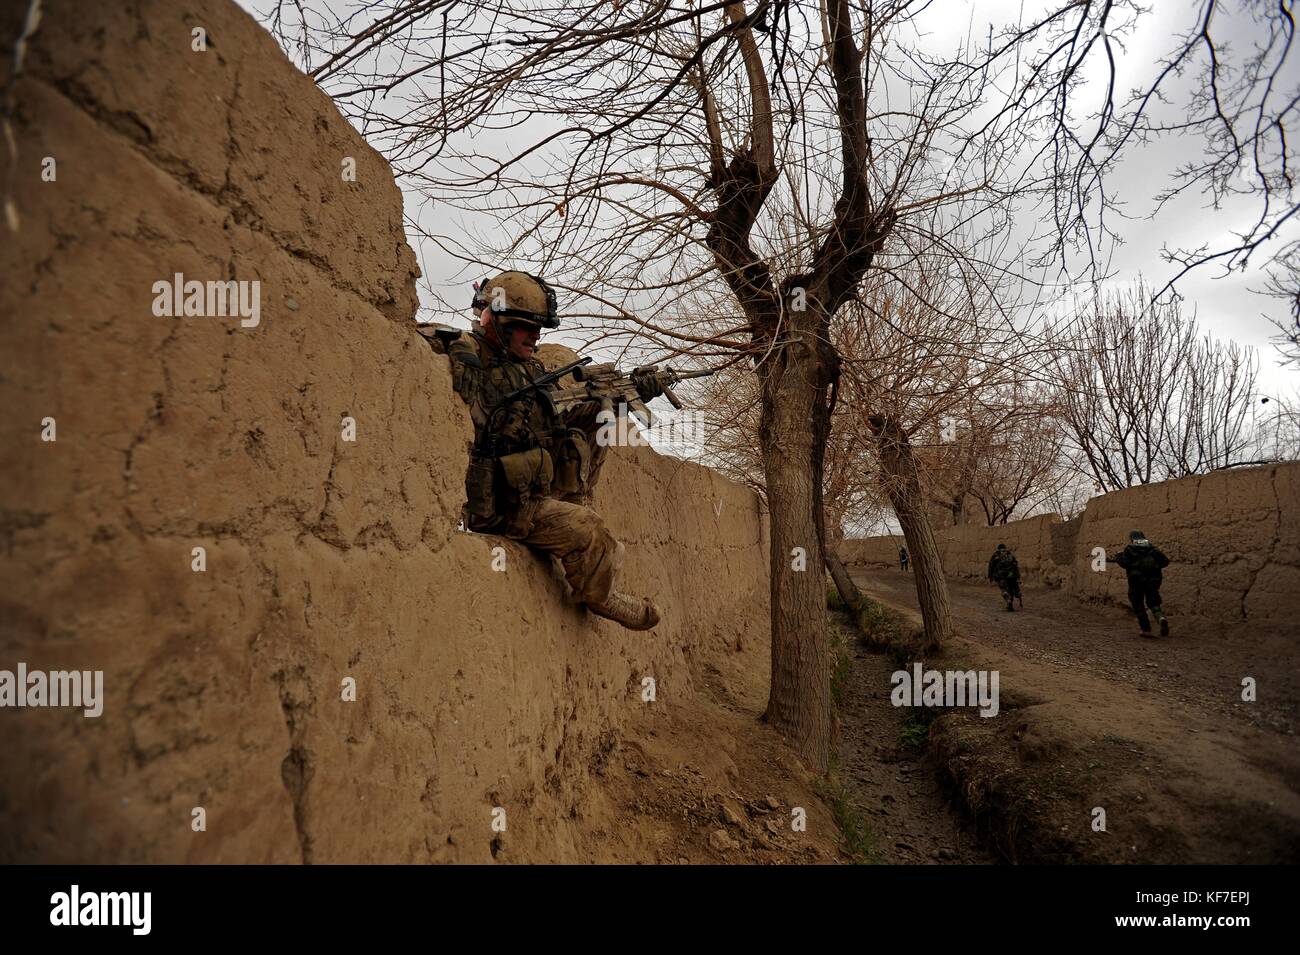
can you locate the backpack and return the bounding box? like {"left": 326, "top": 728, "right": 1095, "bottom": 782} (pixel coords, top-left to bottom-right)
{"left": 1122, "top": 544, "right": 1167, "bottom": 580}
{"left": 991, "top": 551, "right": 1018, "bottom": 580}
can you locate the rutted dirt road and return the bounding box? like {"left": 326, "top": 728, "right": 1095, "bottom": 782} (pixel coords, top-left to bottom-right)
{"left": 845, "top": 568, "right": 1300, "bottom": 863}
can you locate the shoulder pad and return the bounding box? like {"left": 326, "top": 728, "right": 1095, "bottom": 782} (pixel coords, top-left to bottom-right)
{"left": 448, "top": 338, "right": 482, "bottom": 368}
{"left": 443, "top": 330, "right": 485, "bottom": 368}
{"left": 417, "top": 323, "right": 470, "bottom": 356}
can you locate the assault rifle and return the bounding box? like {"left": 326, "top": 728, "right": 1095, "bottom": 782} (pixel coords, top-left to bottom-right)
{"left": 478, "top": 356, "right": 593, "bottom": 457}
{"left": 477, "top": 357, "right": 713, "bottom": 455}
{"left": 550, "top": 363, "right": 715, "bottom": 424}
{"left": 493, "top": 356, "right": 593, "bottom": 411}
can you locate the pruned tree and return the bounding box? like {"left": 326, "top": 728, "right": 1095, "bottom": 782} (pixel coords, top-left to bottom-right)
{"left": 967, "top": 405, "right": 1070, "bottom": 525}
{"left": 834, "top": 244, "right": 1030, "bottom": 651}
{"left": 1045, "top": 280, "right": 1261, "bottom": 490}
{"left": 912, "top": 384, "right": 1068, "bottom": 527}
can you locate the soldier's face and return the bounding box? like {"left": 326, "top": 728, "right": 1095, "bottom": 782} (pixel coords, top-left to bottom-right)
{"left": 505, "top": 323, "right": 541, "bottom": 360}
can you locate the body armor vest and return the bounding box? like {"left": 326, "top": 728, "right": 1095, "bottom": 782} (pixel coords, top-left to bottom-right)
{"left": 445, "top": 331, "right": 587, "bottom": 531}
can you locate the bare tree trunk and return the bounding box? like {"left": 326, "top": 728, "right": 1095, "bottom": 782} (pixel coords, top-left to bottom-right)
{"left": 824, "top": 504, "right": 866, "bottom": 610}
{"left": 868, "top": 414, "right": 952, "bottom": 651}
{"left": 947, "top": 495, "right": 964, "bottom": 526}
{"left": 826, "top": 551, "right": 864, "bottom": 615}
{"left": 759, "top": 342, "right": 832, "bottom": 773}
{"left": 821, "top": 357, "right": 865, "bottom": 617}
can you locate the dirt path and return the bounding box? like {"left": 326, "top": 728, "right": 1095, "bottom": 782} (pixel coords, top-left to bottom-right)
{"left": 834, "top": 613, "right": 998, "bottom": 864}
{"left": 846, "top": 568, "right": 1300, "bottom": 863}
{"left": 855, "top": 568, "right": 1298, "bottom": 735}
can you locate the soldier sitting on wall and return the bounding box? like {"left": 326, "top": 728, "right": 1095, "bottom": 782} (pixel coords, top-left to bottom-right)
{"left": 418, "top": 270, "right": 662, "bottom": 631}
{"left": 987, "top": 543, "right": 1023, "bottom": 612}
{"left": 1110, "top": 529, "right": 1171, "bottom": 638}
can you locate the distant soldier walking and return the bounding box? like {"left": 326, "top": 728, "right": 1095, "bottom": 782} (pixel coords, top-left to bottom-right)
{"left": 898, "top": 545, "right": 909, "bottom": 571}
{"left": 1111, "top": 529, "right": 1171, "bottom": 638}
{"left": 987, "top": 543, "right": 1023, "bottom": 611}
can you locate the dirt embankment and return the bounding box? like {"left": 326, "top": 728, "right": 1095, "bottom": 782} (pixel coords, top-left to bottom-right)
{"left": 0, "top": 0, "right": 841, "bottom": 863}
{"left": 848, "top": 569, "right": 1300, "bottom": 864}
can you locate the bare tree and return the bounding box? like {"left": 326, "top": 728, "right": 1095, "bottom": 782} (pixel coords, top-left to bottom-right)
{"left": 1265, "top": 243, "right": 1300, "bottom": 366}
{"left": 1252, "top": 389, "right": 1300, "bottom": 461}
{"left": 832, "top": 245, "right": 1033, "bottom": 651}
{"left": 1039, "top": 467, "right": 1097, "bottom": 522}
{"left": 1046, "top": 280, "right": 1260, "bottom": 490}
{"left": 1167, "top": 333, "right": 1260, "bottom": 475}
{"left": 966, "top": 395, "right": 1070, "bottom": 525}
{"left": 909, "top": 382, "right": 1069, "bottom": 527}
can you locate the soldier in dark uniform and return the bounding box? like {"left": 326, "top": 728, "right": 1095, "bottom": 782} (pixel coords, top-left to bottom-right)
{"left": 1111, "top": 529, "right": 1171, "bottom": 638}
{"left": 898, "top": 545, "right": 909, "bottom": 571}
{"left": 423, "top": 270, "right": 662, "bottom": 630}
{"left": 987, "top": 543, "right": 1023, "bottom": 611}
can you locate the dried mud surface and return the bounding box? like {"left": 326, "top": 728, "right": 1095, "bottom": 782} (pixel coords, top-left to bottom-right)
{"left": 850, "top": 569, "right": 1300, "bottom": 863}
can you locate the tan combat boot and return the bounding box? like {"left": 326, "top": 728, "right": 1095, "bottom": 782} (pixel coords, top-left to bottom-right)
{"left": 587, "top": 591, "right": 661, "bottom": 631}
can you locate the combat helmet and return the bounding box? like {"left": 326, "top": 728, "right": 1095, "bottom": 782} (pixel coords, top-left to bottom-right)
{"left": 471, "top": 271, "right": 560, "bottom": 329}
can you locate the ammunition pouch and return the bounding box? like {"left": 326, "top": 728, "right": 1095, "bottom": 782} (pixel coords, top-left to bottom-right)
{"left": 552, "top": 429, "right": 591, "bottom": 498}
{"left": 465, "top": 455, "right": 497, "bottom": 523}
{"left": 497, "top": 447, "right": 553, "bottom": 503}
{"left": 494, "top": 448, "right": 553, "bottom": 537}
{"left": 465, "top": 448, "right": 555, "bottom": 535}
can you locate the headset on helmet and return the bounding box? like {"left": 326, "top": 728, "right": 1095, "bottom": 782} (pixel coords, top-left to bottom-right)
{"left": 470, "top": 270, "right": 560, "bottom": 329}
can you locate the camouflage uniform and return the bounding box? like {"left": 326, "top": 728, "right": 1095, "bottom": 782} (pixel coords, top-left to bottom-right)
{"left": 987, "top": 544, "right": 1022, "bottom": 611}
{"left": 424, "top": 271, "right": 661, "bottom": 629}
{"left": 445, "top": 328, "right": 621, "bottom": 603}
{"left": 1112, "top": 530, "right": 1170, "bottom": 637}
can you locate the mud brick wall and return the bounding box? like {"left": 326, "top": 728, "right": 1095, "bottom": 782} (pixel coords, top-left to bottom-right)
{"left": 842, "top": 463, "right": 1300, "bottom": 626}
{"left": 839, "top": 514, "right": 1067, "bottom": 586}
{"left": 0, "top": 0, "right": 771, "bottom": 862}
{"left": 1069, "top": 463, "right": 1300, "bottom": 626}
{"left": 838, "top": 535, "right": 906, "bottom": 568}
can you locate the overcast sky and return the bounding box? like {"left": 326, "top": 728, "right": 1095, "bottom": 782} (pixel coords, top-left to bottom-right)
{"left": 240, "top": 0, "right": 1298, "bottom": 398}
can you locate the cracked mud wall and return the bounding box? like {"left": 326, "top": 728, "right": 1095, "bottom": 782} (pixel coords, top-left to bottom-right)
{"left": 0, "top": 0, "right": 771, "bottom": 862}
{"left": 838, "top": 513, "right": 1067, "bottom": 586}
{"left": 1069, "top": 463, "right": 1300, "bottom": 626}
{"left": 841, "top": 463, "right": 1300, "bottom": 626}
{"left": 926, "top": 513, "right": 1070, "bottom": 588}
